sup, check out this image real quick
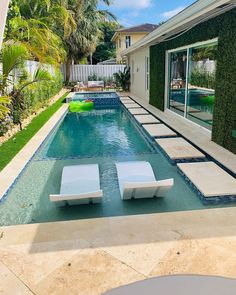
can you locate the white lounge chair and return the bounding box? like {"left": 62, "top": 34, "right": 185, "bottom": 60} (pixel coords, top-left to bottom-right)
{"left": 115, "top": 161, "right": 174, "bottom": 200}
{"left": 49, "top": 164, "right": 103, "bottom": 206}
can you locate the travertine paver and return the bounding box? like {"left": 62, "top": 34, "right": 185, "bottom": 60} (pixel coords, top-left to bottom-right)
{"left": 120, "top": 98, "right": 133, "bottom": 103}
{"left": 134, "top": 115, "right": 160, "bottom": 124}
{"left": 143, "top": 124, "right": 177, "bottom": 137}
{"left": 1, "top": 208, "right": 236, "bottom": 294}
{"left": 177, "top": 162, "right": 236, "bottom": 197}
{"left": 124, "top": 103, "right": 141, "bottom": 109}
{"left": 156, "top": 137, "right": 205, "bottom": 160}
{"left": 129, "top": 108, "right": 149, "bottom": 115}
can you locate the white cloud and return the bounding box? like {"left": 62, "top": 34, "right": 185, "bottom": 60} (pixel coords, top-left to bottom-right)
{"left": 112, "top": 0, "right": 152, "bottom": 9}
{"left": 162, "top": 6, "right": 186, "bottom": 19}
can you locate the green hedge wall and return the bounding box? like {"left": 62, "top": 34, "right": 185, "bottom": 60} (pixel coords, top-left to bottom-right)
{"left": 150, "top": 8, "right": 236, "bottom": 154}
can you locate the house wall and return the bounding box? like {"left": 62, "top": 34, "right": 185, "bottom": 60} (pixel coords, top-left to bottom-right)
{"left": 129, "top": 46, "right": 149, "bottom": 101}
{"left": 115, "top": 33, "right": 147, "bottom": 63}
{"left": 149, "top": 8, "right": 236, "bottom": 154}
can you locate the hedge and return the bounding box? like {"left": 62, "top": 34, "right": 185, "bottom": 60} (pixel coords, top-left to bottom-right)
{"left": 149, "top": 8, "right": 236, "bottom": 154}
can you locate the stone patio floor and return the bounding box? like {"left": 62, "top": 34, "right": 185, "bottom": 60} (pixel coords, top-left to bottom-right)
{"left": 1, "top": 207, "right": 236, "bottom": 295}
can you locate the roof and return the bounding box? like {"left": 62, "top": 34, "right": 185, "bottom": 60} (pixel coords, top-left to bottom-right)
{"left": 112, "top": 23, "right": 158, "bottom": 41}
{"left": 117, "top": 23, "right": 158, "bottom": 33}
{"left": 121, "top": 0, "right": 236, "bottom": 56}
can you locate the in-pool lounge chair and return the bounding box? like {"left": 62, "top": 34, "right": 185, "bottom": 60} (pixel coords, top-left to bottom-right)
{"left": 49, "top": 164, "right": 103, "bottom": 206}
{"left": 115, "top": 161, "right": 174, "bottom": 200}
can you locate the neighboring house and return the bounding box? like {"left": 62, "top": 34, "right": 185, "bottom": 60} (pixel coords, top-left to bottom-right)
{"left": 112, "top": 23, "right": 158, "bottom": 63}
{"left": 121, "top": 0, "right": 236, "bottom": 155}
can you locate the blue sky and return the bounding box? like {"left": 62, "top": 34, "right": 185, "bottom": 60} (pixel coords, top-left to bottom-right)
{"left": 99, "top": 0, "right": 196, "bottom": 27}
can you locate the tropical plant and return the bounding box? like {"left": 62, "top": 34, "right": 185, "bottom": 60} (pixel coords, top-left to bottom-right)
{"left": 0, "top": 96, "right": 11, "bottom": 119}
{"left": 0, "top": 43, "right": 28, "bottom": 95}
{"left": 10, "top": 67, "right": 52, "bottom": 129}
{"left": 113, "top": 67, "right": 130, "bottom": 91}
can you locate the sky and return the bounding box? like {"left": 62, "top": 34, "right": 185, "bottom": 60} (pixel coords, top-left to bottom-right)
{"left": 99, "top": 0, "right": 196, "bottom": 27}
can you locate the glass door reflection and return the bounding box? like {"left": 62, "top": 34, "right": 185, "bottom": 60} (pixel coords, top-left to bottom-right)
{"left": 168, "top": 50, "right": 188, "bottom": 117}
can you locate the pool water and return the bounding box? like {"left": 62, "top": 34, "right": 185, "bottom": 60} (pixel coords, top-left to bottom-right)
{"left": 73, "top": 92, "right": 118, "bottom": 100}
{"left": 0, "top": 105, "right": 233, "bottom": 226}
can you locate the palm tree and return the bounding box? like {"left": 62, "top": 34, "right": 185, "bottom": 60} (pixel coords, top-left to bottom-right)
{"left": 64, "top": 0, "right": 116, "bottom": 83}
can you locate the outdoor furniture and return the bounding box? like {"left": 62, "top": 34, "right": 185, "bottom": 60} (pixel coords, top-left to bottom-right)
{"left": 103, "top": 275, "right": 236, "bottom": 295}
{"left": 49, "top": 164, "right": 103, "bottom": 206}
{"left": 115, "top": 161, "right": 173, "bottom": 200}
{"left": 87, "top": 81, "right": 104, "bottom": 91}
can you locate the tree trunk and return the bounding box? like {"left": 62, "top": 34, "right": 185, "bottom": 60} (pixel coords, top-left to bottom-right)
{"left": 66, "top": 56, "right": 72, "bottom": 85}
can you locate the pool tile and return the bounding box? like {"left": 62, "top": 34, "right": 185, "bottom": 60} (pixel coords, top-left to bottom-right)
{"left": 134, "top": 115, "right": 160, "bottom": 124}
{"left": 143, "top": 124, "right": 177, "bottom": 138}
{"left": 177, "top": 162, "right": 236, "bottom": 197}
{"left": 129, "top": 108, "right": 149, "bottom": 115}
{"left": 156, "top": 137, "right": 205, "bottom": 160}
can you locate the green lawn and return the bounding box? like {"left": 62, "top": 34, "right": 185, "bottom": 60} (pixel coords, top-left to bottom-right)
{"left": 0, "top": 91, "right": 69, "bottom": 172}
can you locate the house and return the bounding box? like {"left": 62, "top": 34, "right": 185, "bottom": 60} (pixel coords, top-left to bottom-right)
{"left": 121, "top": 0, "right": 236, "bottom": 155}
{"left": 112, "top": 23, "right": 158, "bottom": 63}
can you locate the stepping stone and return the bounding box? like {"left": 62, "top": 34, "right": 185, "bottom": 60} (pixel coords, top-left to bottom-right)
{"left": 156, "top": 137, "right": 205, "bottom": 161}
{"left": 177, "top": 162, "right": 236, "bottom": 197}
{"left": 124, "top": 103, "right": 141, "bottom": 109}
{"left": 129, "top": 108, "right": 149, "bottom": 115}
{"left": 134, "top": 115, "right": 160, "bottom": 124}
{"left": 175, "top": 105, "right": 200, "bottom": 113}
{"left": 143, "top": 124, "right": 177, "bottom": 138}
{"left": 170, "top": 100, "right": 185, "bottom": 107}
{"left": 189, "top": 111, "right": 213, "bottom": 122}
{"left": 120, "top": 98, "right": 133, "bottom": 103}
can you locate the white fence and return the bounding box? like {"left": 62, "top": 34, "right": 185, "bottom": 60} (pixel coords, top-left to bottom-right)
{"left": 61, "top": 64, "right": 126, "bottom": 82}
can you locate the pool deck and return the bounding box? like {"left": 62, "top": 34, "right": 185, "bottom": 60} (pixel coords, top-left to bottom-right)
{"left": 1, "top": 92, "right": 236, "bottom": 294}
{"left": 1, "top": 208, "right": 236, "bottom": 294}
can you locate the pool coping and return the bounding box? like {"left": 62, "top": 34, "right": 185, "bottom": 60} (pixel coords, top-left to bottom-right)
{"left": 0, "top": 103, "right": 68, "bottom": 200}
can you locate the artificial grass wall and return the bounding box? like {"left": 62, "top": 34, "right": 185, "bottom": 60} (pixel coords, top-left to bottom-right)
{"left": 149, "top": 8, "right": 236, "bottom": 154}
{"left": 0, "top": 92, "right": 68, "bottom": 171}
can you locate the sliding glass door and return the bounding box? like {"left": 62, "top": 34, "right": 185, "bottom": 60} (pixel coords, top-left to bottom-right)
{"left": 168, "top": 49, "right": 187, "bottom": 117}
{"left": 167, "top": 40, "right": 217, "bottom": 130}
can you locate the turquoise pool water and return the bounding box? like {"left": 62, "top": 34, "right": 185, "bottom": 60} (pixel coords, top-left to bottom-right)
{"left": 0, "top": 105, "right": 233, "bottom": 226}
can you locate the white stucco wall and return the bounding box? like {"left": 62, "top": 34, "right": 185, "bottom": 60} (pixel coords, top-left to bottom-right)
{"left": 128, "top": 46, "right": 149, "bottom": 102}
{"left": 0, "top": 0, "right": 10, "bottom": 49}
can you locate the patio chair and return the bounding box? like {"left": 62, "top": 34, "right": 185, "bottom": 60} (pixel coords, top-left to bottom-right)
{"left": 49, "top": 164, "right": 103, "bottom": 206}
{"left": 115, "top": 161, "right": 174, "bottom": 200}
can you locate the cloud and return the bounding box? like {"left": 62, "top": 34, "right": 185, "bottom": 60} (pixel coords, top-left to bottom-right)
{"left": 162, "top": 6, "right": 186, "bottom": 19}
{"left": 112, "top": 0, "right": 152, "bottom": 9}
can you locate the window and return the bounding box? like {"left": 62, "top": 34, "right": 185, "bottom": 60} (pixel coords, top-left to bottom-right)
{"left": 145, "top": 56, "right": 149, "bottom": 90}
{"left": 167, "top": 39, "right": 218, "bottom": 130}
{"left": 125, "top": 36, "right": 131, "bottom": 48}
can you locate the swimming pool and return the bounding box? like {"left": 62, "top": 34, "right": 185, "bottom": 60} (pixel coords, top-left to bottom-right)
{"left": 0, "top": 104, "right": 233, "bottom": 226}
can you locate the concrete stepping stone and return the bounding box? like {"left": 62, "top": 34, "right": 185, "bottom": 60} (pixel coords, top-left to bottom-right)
{"left": 134, "top": 115, "right": 160, "bottom": 124}
{"left": 120, "top": 98, "right": 133, "bottom": 103}
{"left": 177, "top": 162, "right": 236, "bottom": 198}
{"left": 143, "top": 124, "right": 177, "bottom": 138}
{"left": 156, "top": 137, "right": 205, "bottom": 161}
{"left": 189, "top": 111, "right": 213, "bottom": 122}
{"left": 129, "top": 108, "right": 149, "bottom": 115}
{"left": 124, "top": 103, "right": 141, "bottom": 109}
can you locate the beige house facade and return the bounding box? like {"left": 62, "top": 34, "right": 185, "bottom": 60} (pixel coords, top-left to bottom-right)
{"left": 112, "top": 23, "right": 158, "bottom": 63}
